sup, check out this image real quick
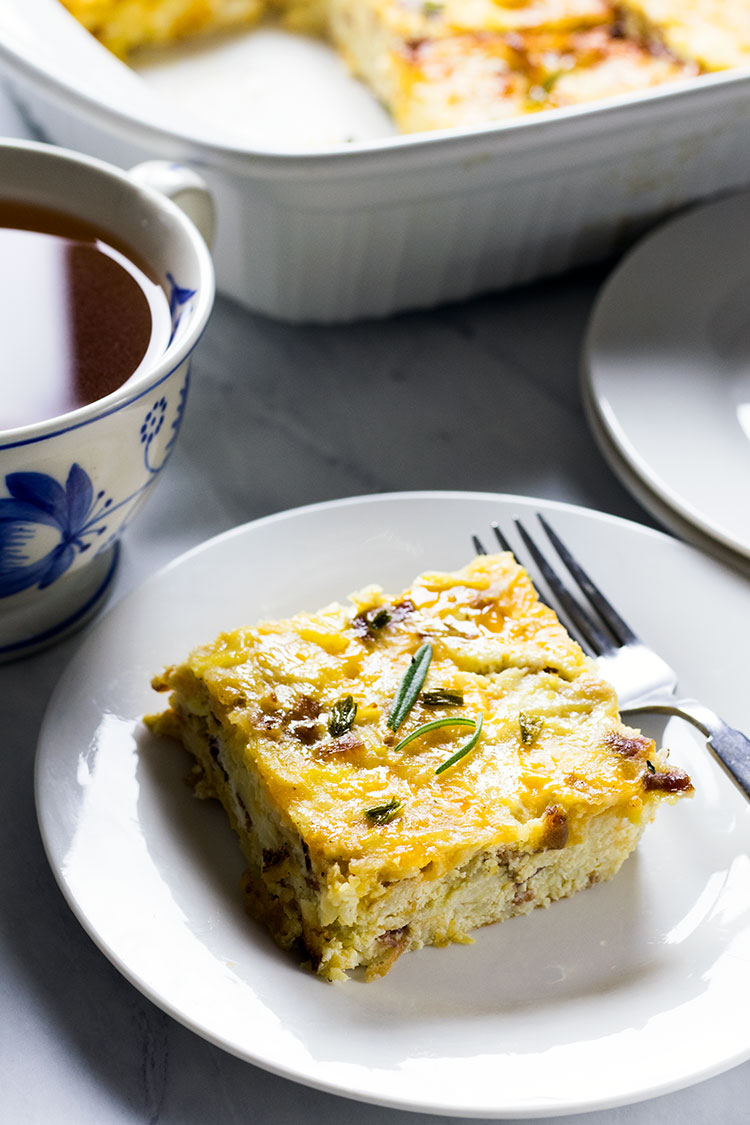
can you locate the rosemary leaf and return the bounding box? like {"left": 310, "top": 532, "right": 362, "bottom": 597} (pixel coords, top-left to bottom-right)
{"left": 541, "top": 69, "right": 563, "bottom": 93}
{"left": 368, "top": 608, "right": 391, "bottom": 630}
{"left": 435, "top": 714, "right": 484, "bottom": 775}
{"left": 364, "top": 797, "right": 402, "bottom": 825}
{"left": 421, "top": 688, "right": 464, "bottom": 708}
{"left": 387, "top": 642, "right": 433, "bottom": 731}
{"left": 393, "top": 716, "right": 475, "bottom": 753}
{"left": 328, "top": 695, "right": 357, "bottom": 737}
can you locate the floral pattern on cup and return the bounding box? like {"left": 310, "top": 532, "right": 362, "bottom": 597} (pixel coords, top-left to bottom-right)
{"left": 0, "top": 463, "right": 108, "bottom": 597}
{"left": 167, "top": 272, "right": 197, "bottom": 345}
{"left": 0, "top": 374, "right": 189, "bottom": 599}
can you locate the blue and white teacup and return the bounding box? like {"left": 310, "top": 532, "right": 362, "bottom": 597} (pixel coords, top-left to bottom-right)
{"left": 0, "top": 140, "right": 215, "bottom": 658}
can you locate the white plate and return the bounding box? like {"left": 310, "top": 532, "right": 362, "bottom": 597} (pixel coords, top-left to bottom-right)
{"left": 35, "top": 491, "right": 750, "bottom": 1118}
{"left": 583, "top": 190, "right": 750, "bottom": 562}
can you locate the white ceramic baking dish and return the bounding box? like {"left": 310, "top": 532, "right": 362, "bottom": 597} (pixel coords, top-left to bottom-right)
{"left": 2, "top": 0, "right": 750, "bottom": 323}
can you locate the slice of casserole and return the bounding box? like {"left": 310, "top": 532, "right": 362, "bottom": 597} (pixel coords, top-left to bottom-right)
{"left": 148, "top": 552, "right": 692, "bottom": 981}
{"left": 377, "top": 25, "right": 693, "bottom": 131}
{"left": 324, "top": 0, "right": 655, "bottom": 130}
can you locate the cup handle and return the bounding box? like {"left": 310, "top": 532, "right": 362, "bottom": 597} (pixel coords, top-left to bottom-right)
{"left": 128, "top": 160, "right": 215, "bottom": 250}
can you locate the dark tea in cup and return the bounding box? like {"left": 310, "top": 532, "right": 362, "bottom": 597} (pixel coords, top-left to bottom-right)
{"left": 0, "top": 200, "right": 172, "bottom": 429}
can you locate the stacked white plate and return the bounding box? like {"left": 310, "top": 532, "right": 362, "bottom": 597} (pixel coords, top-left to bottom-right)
{"left": 582, "top": 190, "right": 750, "bottom": 577}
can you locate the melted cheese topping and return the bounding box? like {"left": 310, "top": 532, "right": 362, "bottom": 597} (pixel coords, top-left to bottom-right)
{"left": 624, "top": 0, "right": 750, "bottom": 70}
{"left": 160, "top": 553, "right": 669, "bottom": 882}
{"left": 62, "top": 0, "right": 748, "bottom": 132}
{"left": 388, "top": 26, "right": 692, "bottom": 130}
{"left": 63, "top": 0, "right": 266, "bottom": 55}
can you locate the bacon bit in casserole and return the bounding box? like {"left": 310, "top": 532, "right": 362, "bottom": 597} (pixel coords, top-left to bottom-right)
{"left": 351, "top": 608, "right": 388, "bottom": 638}
{"left": 403, "top": 38, "right": 427, "bottom": 60}
{"left": 378, "top": 925, "right": 410, "bottom": 949}
{"left": 606, "top": 730, "right": 653, "bottom": 759}
{"left": 290, "top": 723, "right": 319, "bottom": 745}
{"left": 316, "top": 731, "right": 364, "bottom": 757}
{"left": 541, "top": 804, "right": 569, "bottom": 850}
{"left": 288, "top": 695, "right": 321, "bottom": 722}
{"left": 351, "top": 598, "right": 415, "bottom": 639}
{"left": 643, "top": 766, "right": 693, "bottom": 793}
{"left": 391, "top": 598, "right": 416, "bottom": 621}
{"left": 252, "top": 710, "right": 284, "bottom": 732}
{"left": 262, "top": 846, "right": 289, "bottom": 871}
{"left": 513, "top": 882, "right": 534, "bottom": 906}
{"left": 286, "top": 694, "right": 322, "bottom": 744}
{"left": 366, "top": 925, "right": 411, "bottom": 980}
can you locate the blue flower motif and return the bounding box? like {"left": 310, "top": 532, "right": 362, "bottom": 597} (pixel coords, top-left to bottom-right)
{"left": 141, "top": 375, "right": 189, "bottom": 475}
{"left": 166, "top": 273, "right": 197, "bottom": 345}
{"left": 0, "top": 464, "right": 107, "bottom": 598}
{"left": 140, "top": 398, "right": 167, "bottom": 446}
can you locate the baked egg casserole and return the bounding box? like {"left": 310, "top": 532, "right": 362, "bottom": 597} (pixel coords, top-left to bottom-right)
{"left": 148, "top": 552, "right": 692, "bottom": 981}
{"left": 61, "top": 0, "right": 748, "bottom": 132}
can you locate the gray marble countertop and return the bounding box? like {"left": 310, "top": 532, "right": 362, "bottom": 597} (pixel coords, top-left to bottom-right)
{"left": 1, "top": 91, "right": 748, "bottom": 1125}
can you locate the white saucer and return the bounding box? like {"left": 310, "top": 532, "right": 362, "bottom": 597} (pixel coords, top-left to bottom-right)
{"left": 583, "top": 190, "right": 750, "bottom": 561}
{"left": 582, "top": 381, "right": 750, "bottom": 579}
{"left": 35, "top": 492, "right": 750, "bottom": 1118}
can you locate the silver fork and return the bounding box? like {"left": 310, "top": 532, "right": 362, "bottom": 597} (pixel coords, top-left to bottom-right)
{"left": 472, "top": 514, "right": 750, "bottom": 801}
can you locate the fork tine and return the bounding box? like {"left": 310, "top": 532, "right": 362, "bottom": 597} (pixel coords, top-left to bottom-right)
{"left": 473, "top": 525, "right": 515, "bottom": 556}
{"left": 491, "top": 522, "right": 513, "bottom": 553}
{"left": 537, "top": 514, "right": 637, "bottom": 646}
{"left": 514, "top": 518, "right": 616, "bottom": 657}
{"left": 473, "top": 525, "right": 560, "bottom": 611}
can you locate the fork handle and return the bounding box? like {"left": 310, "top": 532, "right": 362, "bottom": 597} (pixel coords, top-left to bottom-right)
{"left": 624, "top": 697, "right": 750, "bottom": 801}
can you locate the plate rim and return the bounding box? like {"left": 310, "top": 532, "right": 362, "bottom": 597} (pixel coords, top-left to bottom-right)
{"left": 580, "top": 376, "right": 750, "bottom": 579}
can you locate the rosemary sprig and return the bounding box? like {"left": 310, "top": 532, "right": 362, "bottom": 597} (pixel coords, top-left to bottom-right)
{"left": 435, "top": 714, "right": 484, "bottom": 775}
{"left": 328, "top": 695, "right": 357, "bottom": 737}
{"left": 364, "top": 797, "right": 402, "bottom": 825}
{"left": 393, "top": 715, "right": 475, "bottom": 753}
{"left": 387, "top": 642, "right": 433, "bottom": 731}
{"left": 421, "top": 688, "right": 464, "bottom": 707}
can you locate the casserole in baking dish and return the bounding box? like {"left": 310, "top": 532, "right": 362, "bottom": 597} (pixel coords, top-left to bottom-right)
{"left": 0, "top": 0, "right": 749, "bottom": 321}
{"left": 62, "top": 0, "right": 749, "bottom": 132}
